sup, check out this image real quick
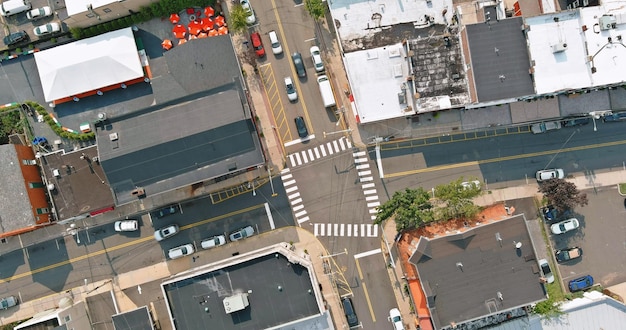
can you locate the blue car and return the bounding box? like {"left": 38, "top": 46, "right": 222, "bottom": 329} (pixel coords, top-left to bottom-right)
{"left": 603, "top": 112, "right": 626, "bottom": 122}
{"left": 568, "top": 275, "right": 593, "bottom": 292}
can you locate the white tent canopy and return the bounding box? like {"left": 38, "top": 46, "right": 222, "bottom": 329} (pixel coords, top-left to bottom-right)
{"left": 35, "top": 28, "right": 144, "bottom": 102}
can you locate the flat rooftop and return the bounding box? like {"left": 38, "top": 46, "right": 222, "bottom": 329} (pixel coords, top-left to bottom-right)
{"left": 162, "top": 251, "right": 321, "bottom": 329}
{"left": 41, "top": 146, "right": 114, "bottom": 221}
{"left": 0, "top": 145, "right": 37, "bottom": 233}
{"left": 96, "top": 88, "right": 264, "bottom": 205}
{"left": 410, "top": 214, "right": 546, "bottom": 329}
{"left": 112, "top": 306, "right": 154, "bottom": 330}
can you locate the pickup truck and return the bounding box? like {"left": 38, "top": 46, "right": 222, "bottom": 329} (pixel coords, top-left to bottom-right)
{"left": 531, "top": 121, "right": 562, "bottom": 134}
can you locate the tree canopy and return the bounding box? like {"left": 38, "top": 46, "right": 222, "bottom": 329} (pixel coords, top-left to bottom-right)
{"left": 434, "top": 177, "right": 482, "bottom": 221}
{"left": 229, "top": 4, "right": 251, "bottom": 34}
{"left": 304, "top": 0, "right": 325, "bottom": 20}
{"left": 538, "top": 179, "right": 588, "bottom": 212}
{"left": 374, "top": 187, "right": 434, "bottom": 232}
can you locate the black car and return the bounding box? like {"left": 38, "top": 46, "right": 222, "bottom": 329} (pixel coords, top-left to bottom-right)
{"left": 555, "top": 247, "right": 582, "bottom": 263}
{"left": 561, "top": 117, "right": 590, "bottom": 127}
{"left": 603, "top": 112, "right": 626, "bottom": 122}
{"left": 291, "top": 52, "right": 306, "bottom": 78}
{"left": 152, "top": 205, "right": 179, "bottom": 219}
{"left": 3, "top": 31, "right": 29, "bottom": 46}
{"left": 294, "top": 116, "right": 308, "bottom": 138}
{"left": 341, "top": 297, "right": 359, "bottom": 327}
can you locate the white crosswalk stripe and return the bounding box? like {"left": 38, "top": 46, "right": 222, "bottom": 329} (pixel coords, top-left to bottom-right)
{"left": 313, "top": 223, "right": 378, "bottom": 237}
{"left": 281, "top": 168, "right": 310, "bottom": 225}
{"left": 287, "top": 137, "right": 352, "bottom": 168}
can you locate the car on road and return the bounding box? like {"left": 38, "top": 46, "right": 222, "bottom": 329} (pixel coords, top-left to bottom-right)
{"left": 3, "top": 30, "right": 29, "bottom": 46}
{"left": 0, "top": 296, "right": 18, "bottom": 310}
{"left": 201, "top": 235, "right": 227, "bottom": 249}
{"left": 240, "top": 0, "right": 256, "bottom": 25}
{"left": 284, "top": 77, "right": 297, "bottom": 101}
{"left": 250, "top": 32, "right": 265, "bottom": 57}
{"left": 229, "top": 225, "right": 254, "bottom": 241}
{"left": 268, "top": 30, "right": 282, "bottom": 55}
{"left": 460, "top": 180, "right": 481, "bottom": 190}
{"left": 154, "top": 224, "right": 179, "bottom": 241}
{"left": 153, "top": 205, "right": 179, "bottom": 219}
{"left": 114, "top": 219, "right": 138, "bottom": 232}
{"left": 341, "top": 297, "right": 359, "bottom": 327}
{"left": 538, "top": 259, "right": 555, "bottom": 284}
{"left": 536, "top": 168, "right": 564, "bottom": 182}
{"left": 310, "top": 46, "right": 324, "bottom": 72}
{"left": 33, "top": 22, "right": 60, "bottom": 36}
{"left": 389, "top": 308, "right": 405, "bottom": 330}
{"left": 562, "top": 117, "right": 590, "bottom": 127}
{"left": 291, "top": 52, "right": 306, "bottom": 78}
{"left": 168, "top": 243, "right": 195, "bottom": 259}
{"left": 603, "top": 112, "right": 626, "bottom": 122}
{"left": 555, "top": 247, "right": 582, "bottom": 263}
{"left": 26, "top": 6, "right": 52, "bottom": 20}
{"left": 531, "top": 121, "right": 561, "bottom": 134}
{"left": 294, "top": 116, "right": 308, "bottom": 138}
{"left": 568, "top": 275, "right": 593, "bottom": 292}
{"left": 550, "top": 218, "right": 579, "bottom": 235}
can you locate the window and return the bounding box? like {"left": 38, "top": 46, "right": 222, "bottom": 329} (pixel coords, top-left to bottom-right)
{"left": 22, "top": 159, "right": 37, "bottom": 165}
{"left": 36, "top": 208, "right": 49, "bottom": 214}
{"left": 103, "top": 8, "right": 111, "bottom": 13}
{"left": 29, "top": 182, "right": 45, "bottom": 188}
{"left": 64, "top": 315, "right": 71, "bottom": 322}
{"left": 86, "top": 13, "right": 95, "bottom": 18}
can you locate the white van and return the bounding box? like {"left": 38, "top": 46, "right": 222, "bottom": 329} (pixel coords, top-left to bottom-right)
{"left": 268, "top": 30, "right": 282, "bottom": 55}
{"left": 0, "top": 0, "right": 32, "bottom": 16}
{"left": 200, "top": 235, "right": 226, "bottom": 249}
{"left": 317, "top": 75, "right": 336, "bottom": 108}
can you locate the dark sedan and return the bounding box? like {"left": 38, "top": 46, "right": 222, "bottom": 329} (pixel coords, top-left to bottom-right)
{"left": 555, "top": 247, "right": 582, "bottom": 263}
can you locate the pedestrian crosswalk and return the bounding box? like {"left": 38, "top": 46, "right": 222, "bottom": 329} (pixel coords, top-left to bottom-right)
{"left": 352, "top": 151, "right": 381, "bottom": 220}
{"left": 288, "top": 137, "right": 352, "bottom": 168}
{"left": 313, "top": 223, "right": 379, "bottom": 237}
{"left": 281, "top": 168, "right": 310, "bottom": 225}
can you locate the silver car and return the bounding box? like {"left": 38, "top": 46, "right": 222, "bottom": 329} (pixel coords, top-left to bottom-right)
{"left": 550, "top": 218, "right": 579, "bottom": 235}
{"left": 0, "top": 296, "right": 18, "bottom": 310}
{"left": 114, "top": 219, "right": 138, "bottom": 232}
{"left": 536, "top": 168, "right": 564, "bottom": 182}
{"left": 229, "top": 226, "right": 254, "bottom": 241}
{"left": 284, "top": 77, "right": 297, "bottom": 101}
{"left": 241, "top": 0, "right": 256, "bottom": 25}
{"left": 154, "top": 224, "right": 179, "bottom": 241}
{"left": 310, "top": 46, "right": 324, "bottom": 72}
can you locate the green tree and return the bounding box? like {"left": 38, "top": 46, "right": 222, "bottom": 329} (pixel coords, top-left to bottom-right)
{"left": 229, "top": 4, "right": 251, "bottom": 34}
{"left": 304, "top": 0, "right": 325, "bottom": 20}
{"left": 532, "top": 296, "right": 563, "bottom": 317}
{"left": 434, "top": 177, "right": 482, "bottom": 221}
{"left": 538, "top": 179, "right": 588, "bottom": 212}
{"left": 374, "top": 188, "right": 434, "bottom": 232}
{"left": 0, "top": 108, "right": 23, "bottom": 144}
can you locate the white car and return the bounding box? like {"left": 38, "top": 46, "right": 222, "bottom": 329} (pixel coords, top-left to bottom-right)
{"left": 268, "top": 30, "right": 282, "bottom": 55}
{"left": 201, "top": 235, "right": 227, "bottom": 249}
{"left": 284, "top": 77, "right": 297, "bottom": 101}
{"left": 154, "top": 224, "right": 179, "bottom": 241}
{"left": 460, "top": 180, "right": 481, "bottom": 190}
{"left": 536, "top": 168, "right": 564, "bottom": 182}
{"left": 26, "top": 6, "right": 52, "bottom": 20}
{"left": 389, "top": 308, "right": 405, "bottom": 330}
{"left": 538, "top": 259, "right": 555, "bottom": 284}
{"left": 33, "top": 22, "right": 60, "bottom": 36}
{"left": 550, "top": 218, "right": 579, "bottom": 235}
{"left": 240, "top": 0, "right": 256, "bottom": 25}
{"left": 114, "top": 219, "right": 138, "bottom": 232}
{"left": 229, "top": 225, "right": 254, "bottom": 241}
{"left": 310, "top": 46, "right": 324, "bottom": 72}
{"left": 168, "top": 243, "right": 194, "bottom": 259}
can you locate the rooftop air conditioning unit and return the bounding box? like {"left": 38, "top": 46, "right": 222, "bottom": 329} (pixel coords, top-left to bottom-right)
{"left": 599, "top": 15, "right": 617, "bottom": 30}
{"left": 109, "top": 132, "right": 118, "bottom": 141}
{"left": 551, "top": 43, "right": 567, "bottom": 53}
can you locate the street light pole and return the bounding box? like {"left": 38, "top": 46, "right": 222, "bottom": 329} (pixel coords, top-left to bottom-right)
{"left": 323, "top": 128, "right": 352, "bottom": 139}
{"left": 589, "top": 110, "right": 612, "bottom": 132}
{"left": 268, "top": 167, "right": 277, "bottom": 197}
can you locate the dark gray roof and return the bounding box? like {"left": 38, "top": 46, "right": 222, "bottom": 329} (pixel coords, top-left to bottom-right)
{"left": 465, "top": 7, "right": 534, "bottom": 102}
{"left": 97, "top": 89, "right": 264, "bottom": 205}
{"left": 112, "top": 306, "right": 154, "bottom": 330}
{"left": 410, "top": 214, "right": 546, "bottom": 329}
{"left": 0, "top": 145, "right": 36, "bottom": 234}
{"left": 40, "top": 145, "right": 114, "bottom": 221}
{"left": 163, "top": 253, "right": 320, "bottom": 330}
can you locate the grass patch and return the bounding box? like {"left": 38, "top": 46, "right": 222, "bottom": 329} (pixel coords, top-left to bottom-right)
{"left": 618, "top": 183, "right": 626, "bottom": 196}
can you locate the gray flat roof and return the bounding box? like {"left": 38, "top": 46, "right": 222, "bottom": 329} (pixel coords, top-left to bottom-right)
{"left": 97, "top": 88, "right": 264, "bottom": 205}
{"left": 410, "top": 214, "right": 546, "bottom": 329}
{"left": 41, "top": 146, "right": 114, "bottom": 221}
{"left": 163, "top": 253, "right": 320, "bottom": 330}
{"left": 112, "top": 306, "right": 154, "bottom": 330}
{"left": 465, "top": 7, "right": 535, "bottom": 102}
{"left": 0, "top": 145, "right": 37, "bottom": 234}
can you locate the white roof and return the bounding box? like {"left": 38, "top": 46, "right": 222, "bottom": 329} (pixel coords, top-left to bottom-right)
{"left": 344, "top": 44, "right": 413, "bottom": 123}
{"left": 527, "top": 6, "right": 626, "bottom": 95}
{"left": 66, "top": 0, "right": 118, "bottom": 16}
{"left": 35, "top": 28, "right": 144, "bottom": 102}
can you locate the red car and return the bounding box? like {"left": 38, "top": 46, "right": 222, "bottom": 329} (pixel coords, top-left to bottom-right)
{"left": 251, "top": 32, "right": 265, "bottom": 57}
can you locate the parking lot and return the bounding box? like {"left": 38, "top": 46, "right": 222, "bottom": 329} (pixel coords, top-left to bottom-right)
{"left": 548, "top": 186, "right": 626, "bottom": 289}
{"left": 1, "top": 0, "right": 65, "bottom": 48}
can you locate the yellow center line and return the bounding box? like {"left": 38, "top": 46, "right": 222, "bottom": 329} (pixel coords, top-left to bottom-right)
{"left": 385, "top": 138, "right": 626, "bottom": 178}
{"left": 0, "top": 204, "right": 267, "bottom": 284}
{"left": 354, "top": 258, "right": 376, "bottom": 322}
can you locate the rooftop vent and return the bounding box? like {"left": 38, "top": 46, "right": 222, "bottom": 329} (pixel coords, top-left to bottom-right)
{"left": 551, "top": 43, "right": 568, "bottom": 53}
{"left": 109, "top": 132, "right": 118, "bottom": 141}
{"left": 53, "top": 169, "right": 60, "bottom": 177}
{"left": 599, "top": 15, "right": 617, "bottom": 31}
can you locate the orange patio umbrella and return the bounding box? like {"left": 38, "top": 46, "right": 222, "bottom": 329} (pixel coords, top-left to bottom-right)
{"left": 208, "top": 29, "right": 218, "bottom": 37}
{"left": 204, "top": 6, "right": 215, "bottom": 17}
{"left": 198, "top": 32, "right": 208, "bottom": 38}
{"left": 214, "top": 15, "right": 225, "bottom": 27}
{"left": 189, "top": 34, "right": 198, "bottom": 40}
{"left": 217, "top": 26, "right": 228, "bottom": 35}
{"left": 161, "top": 39, "right": 173, "bottom": 50}
{"left": 178, "top": 38, "right": 188, "bottom": 45}
{"left": 169, "top": 13, "right": 180, "bottom": 24}
{"left": 172, "top": 24, "right": 187, "bottom": 39}
{"left": 201, "top": 17, "right": 214, "bottom": 31}
{"left": 188, "top": 20, "right": 203, "bottom": 35}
